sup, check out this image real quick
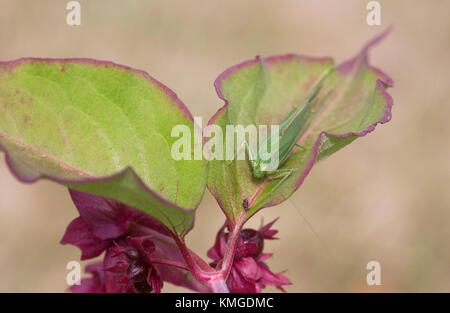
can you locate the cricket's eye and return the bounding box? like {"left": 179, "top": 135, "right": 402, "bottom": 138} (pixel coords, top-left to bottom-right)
{"left": 252, "top": 162, "right": 257, "bottom": 167}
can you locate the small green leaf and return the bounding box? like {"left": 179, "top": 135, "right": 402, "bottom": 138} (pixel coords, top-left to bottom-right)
{"left": 208, "top": 30, "right": 393, "bottom": 223}
{"left": 0, "top": 58, "right": 207, "bottom": 235}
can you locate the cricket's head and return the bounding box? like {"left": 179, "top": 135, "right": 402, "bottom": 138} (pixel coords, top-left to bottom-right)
{"left": 251, "top": 160, "right": 267, "bottom": 178}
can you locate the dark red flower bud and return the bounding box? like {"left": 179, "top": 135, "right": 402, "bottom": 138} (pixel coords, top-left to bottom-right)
{"left": 103, "top": 236, "right": 163, "bottom": 293}
{"left": 125, "top": 247, "right": 140, "bottom": 259}
{"left": 207, "top": 218, "right": 291, "bottom": 293}
{"left": 127, "top": 259, "right": 147, "bottom": 281}
{"left": 235, "top": 229, "right": 264, "bottom": 259}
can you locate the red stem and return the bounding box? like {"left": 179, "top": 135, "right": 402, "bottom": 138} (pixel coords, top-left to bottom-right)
{"left": 220, "top": 211, "right": 247, "bottom": 279}
{"left": 190, "top": 249, "right": 213, "bottom": 272}
{"left": 137, "top": 216, "right": 234, "bottom": 292}
{"left": 149, "top": 257, "right": 189, "bottom": 270}
{"left": 171, "top": 234, "right": 215, "bottom": 281}
{"left": 171, "top": 211, "right": 248, "bottom": 293}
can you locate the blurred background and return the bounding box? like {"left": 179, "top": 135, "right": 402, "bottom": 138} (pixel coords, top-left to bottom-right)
{"left": 0, "top": 0, "right": 449, "bottom": 292}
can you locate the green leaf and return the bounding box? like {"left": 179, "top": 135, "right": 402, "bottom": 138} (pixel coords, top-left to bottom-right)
{"left": 0, "top": 58, "right": 207, "bottom": 235}
{"left": 208, "top": 30, "right": 393, "bottom": 223}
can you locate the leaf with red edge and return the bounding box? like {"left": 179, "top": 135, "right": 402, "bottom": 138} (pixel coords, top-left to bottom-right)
{"left": 207, "top": 29, "right": 394, "bottom": 224}
{"left": 0, "top": 58, "right": 207, "bottom": 235}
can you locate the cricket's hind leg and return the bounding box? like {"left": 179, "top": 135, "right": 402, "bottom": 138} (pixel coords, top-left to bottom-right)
{"left": 250, "top": 169, "right": 297, "bottom": 207}
{"left": 267, "top": 168, "right": 298, "bottom": 195}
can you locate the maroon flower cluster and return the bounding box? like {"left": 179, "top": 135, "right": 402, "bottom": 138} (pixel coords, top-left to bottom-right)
{"left": 102, "top": 236, "right": 163, "bottom": 293}
{"left": 207, "top": 219, "right": 291, "bottom": 293}
{"left": 62, "top": 189, "right": 289, "bottom": 293}
{"left": 61, "top": 189, "right": 208, "bottom": 293}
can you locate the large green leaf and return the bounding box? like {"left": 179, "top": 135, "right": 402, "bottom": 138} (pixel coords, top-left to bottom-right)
{"left": 0, "top": 58, "right": 207, "bottom": 235}
{"left": 208, "top": 30, "right": 393, "bottom": 223}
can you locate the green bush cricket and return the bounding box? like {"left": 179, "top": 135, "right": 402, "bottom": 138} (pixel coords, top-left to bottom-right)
{"left": 231, "top": 67, "right": 334, "bottom": 204}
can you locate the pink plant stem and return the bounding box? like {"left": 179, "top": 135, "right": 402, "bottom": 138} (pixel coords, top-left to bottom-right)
{"left": 172, "top": 211, "right": 247, "bottom": 293}
{"left": 149, "top": 257, "right": 189, "bottom": 270}
{"left": 173, "top": 235, "right": 229, "bottom": 292}
{"left": 209, "top": 275, "right": 230, "bottom": 293}
{"left": 144, "top": 224, "right": 211, "bottom": 273}
{"left": 220, "top": 211, "right": 247, "bottom": 279}
{"left": 172, "top": 235, "right": 215, "bottom": 280}
{"left": 190, "top": 250, "right": 213, "bottom": 272}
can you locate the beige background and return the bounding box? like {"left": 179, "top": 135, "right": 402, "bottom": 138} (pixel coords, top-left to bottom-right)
{"left": 0, "top": 0, "right": 449, "bottom": 292}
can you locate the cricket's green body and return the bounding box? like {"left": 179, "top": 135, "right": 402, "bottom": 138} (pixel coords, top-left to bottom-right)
{"left": 232, "top": 67, "right": 334, "bottom": 201}
{"left": 249, "top": 84, "right": 320, "bottom": 178}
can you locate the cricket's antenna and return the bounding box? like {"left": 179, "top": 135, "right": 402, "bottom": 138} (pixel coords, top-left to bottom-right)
{"left": 288, "top": 199, "right": 333, "bottom": 260}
